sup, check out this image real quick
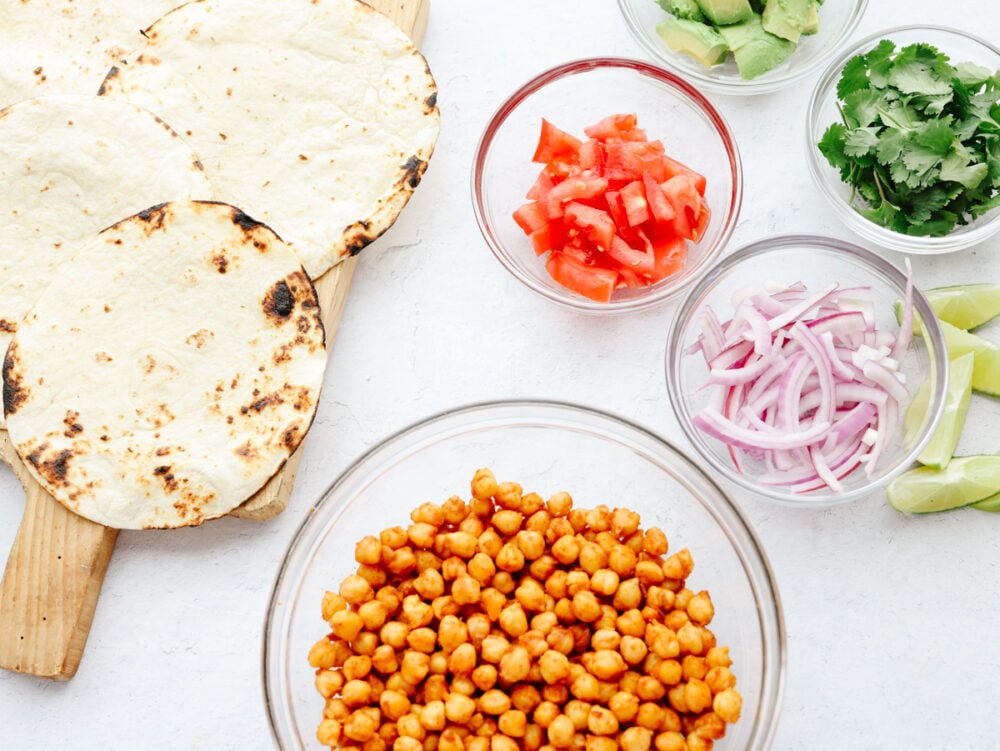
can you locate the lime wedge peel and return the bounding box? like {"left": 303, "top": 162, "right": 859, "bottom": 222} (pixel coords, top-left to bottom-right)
{"left": 939, "top": 320, "right": 1000, "bottom": 397}
{"left": 916, "top": 352, "right": 975, "bottom": 470}
{"left": 887, "top": 455, "right": 1000, "bottom": 514}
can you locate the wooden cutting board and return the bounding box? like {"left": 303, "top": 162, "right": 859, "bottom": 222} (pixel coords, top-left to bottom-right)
{"left": 0, "top": 0, "right": 431, "bottom": 680}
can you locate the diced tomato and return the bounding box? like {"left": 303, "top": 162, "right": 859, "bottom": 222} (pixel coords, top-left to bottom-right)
{"left": 604, "top": 139, "right": 666, "bottom": 183}
{"left": 661, "top": 174, "right": 702, "bottom": 239}
{"left": 544, "top": 177, "right": 609, "bottom": 219}
{"left": 564, "top": 201, "right": 616, "bottom": 251}
{"left": 584, "top": 113, "right": 646, "bottom": 142}
{"left": 619, "top": 180, "right": 651, "bottom": 227}
{"left": 513, "top": 201, "right": 548, "bottom": 234}
{"left": 528, "top": 222, "right": 562, "bottom": 256}
{"left": 642, "top": 171, "right": 675, "bottom": 225}
{"left": 545, "top": 253, "right": 618, "bottom": 303}
{"left": 662, "top": 155, "right": 708, "bottom": 196}
{"left": 514, "top": 113, "right": 710, "bottom": 302}
{"left": 578, "top": 139, "right": 604, "bottom": 172}
{"left": 607, "top": 235, "right": 653, "bottom": 276}
{"left": 532, "top": 118, "right": 582, "bottom": 165}
{"left": 526, "top": 169, "right": 555, "bottom": 201}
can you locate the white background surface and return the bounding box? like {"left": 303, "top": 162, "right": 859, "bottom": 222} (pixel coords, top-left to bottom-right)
{"left": 2, "top": 1, "right": 1000, "bottom": 749}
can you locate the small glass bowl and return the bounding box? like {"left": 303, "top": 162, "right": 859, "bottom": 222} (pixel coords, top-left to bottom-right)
{"left": 806, "top": 25, "right": 1000, "bottom": 254}
{"left": 617, "top": 0, "right": 868, "bottom": 96}
{"left": 666, "top": 235, "right": 950, "bottom": 506}
{"left": 471, "top": 57, "right": 742, "bottom": 314}
{"left": 264, "top": 399, "right": 785, "bottom": 750}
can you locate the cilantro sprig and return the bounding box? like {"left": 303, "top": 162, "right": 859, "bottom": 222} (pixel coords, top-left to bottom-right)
{"left": 818, "top": 40, "right": 1000, "bottom": 237}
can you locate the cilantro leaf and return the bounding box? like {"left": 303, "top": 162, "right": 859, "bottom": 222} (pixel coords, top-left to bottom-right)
{"left": 843, "top": 126, "right": 880, "bottom": 157}
{"left": 837, "top": 53, "right": 871, "bottom": 99}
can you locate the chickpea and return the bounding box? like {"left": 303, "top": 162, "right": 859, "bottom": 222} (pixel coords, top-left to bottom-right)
{"left": 652, "top": 731, "right": 686, "bottom": 751}
{"left": 533, "top": 700, "right": 560, "bottom": 728}
{"left": 308, "top": 638, "right": 340, "bottom": 669}
{"left": 340, "top": 575, "right": 375, "bottom": 605}
{"left": 635, "top": 560, "right": 665, "bottom": 586}
{"left": 402, "top": 596, "right": 435, "bottom": 628}
{"left": 607, "top": 545, "right": 637, "bottom": 578}
{"left": 570, "top": 591, "right": 601, "bottom": 623}
{"left": 480, "top": 587, "right": 505, "bottom": 621}
{"left": 477, "top": 528, "right": 503, "bottom": 558}
{"left": 690, "top": 712, "right": 726, "bottom": 741}
{"left": 466, "top": 737, "right": 490, "bottom": 751}
{"left": 441, "top": 495, "right": 467, "bottom": 524}
{"left": 324, "top": 698, "right": 350, "bottom": 721}
{"left": 400, "top": 651, "right": 431, "bottom": 684}
{"left": 315, "top": 669, "right": 344, "bottom": 699}
{"left": 588, "top": 649, "right": 626, "bottom": 681}
{"left": 636, "top": 702, "right": 667, "bottom": 731}
{"left": 452, "top": 576, "right": 482, "bottom": 606}
{"left": 357, "top": 600, "right": 389, "bottom": 632}
{"left": 661, "top": 549, "right": 693, "bottom": 580}
{"left": 387, "top": 548, "right": 418, "bottom": 577}
{"left": 551, "top": 535, "right": 580, "bottom": 565}
{"left": 466, "top": 614, "right": 491, "bottom": 646}
{"left": 677, "top": 622, "right": 705, "bottom": 656}
{"left": 439, "top": 730, "right": 464, "bottom": 751}
{"left": 496, "top": 542, "right": 526, "bottom": 573}
{"left": 445, "top": 692, "right": 477, "bottom": 724}
{"left": 545, "top": 518, "right": 574, "bottom": 546}
{"left": 608, "top": 691, "right": 639, "bottom": 724}
{"left": 498, "top": 708, "right": 528, "bottom": 738}
{"left": 545, "top": 491, "right": 573, "bottom": 517}
{"left": 343, "top": 655, "right": 373, "bottom": 681}
{"left": 682, "top": 678, "right": 713, "bottom": 714}
{"left": 586, "top": 737, "right": 618, "bottom": 751}
{"left": 471, "top": 468, "right": 499, "bottom": 501}
{"left": 564, "top": 700, "right": 591, "bottom": 731}
{"left": 529, "top": 554, "right": 557, "bottom": 581}
{"left": 587, "top": 706, "right": 618, "bottom": 736}
{"left": 589, "top": 629, "right": 620, "bottom": 652}
{"left": 569, "top": 672, "right": 600, "bottom": 702}
{"left": 500, "top": 645, "right": 532, "bottom": 683}
{"left": 344, "top": 709, "right": 380, "bottom": 742}
{"left": 413, "top": 568, "right": 446, "bottom": 600}
{"left": 447, "top": 532, "right": 479, "bottom": 560}
{"left": 713, "top": 688, "right": 742, "bottom": 724}
{"left": 516, "top": 530, "right": 546, "bottom": 560}
{"left": 646, "top": 586, "right": 675, "bottom": 613}
{"left": 371, "top": 645, "right": 398, "bottom": 675}
{"left": 545, "top": 570, "right": 569, "bottom": 599}
{"left": 542, "top": 684, "right": 569, "bottom": 705}
{"left": 686, "top": 591, "right": 714, "bottom": 625}
{"left": 547, "top": 715, "right": 575, "bottom": 749}
{"left": 395, "top": 738, "right": 423, "bottom": 751}
{"left": 397, "top": 713, "right": 426, "bottom": 741}
{"left": 472, "top": 664, "right": 498, "bottom": 692}
{"left": 492, "top": 509, "right": 523, "bottom": 537}
{"left": 516, "top": 578, "right": 548, "bottom": 612}
{"left": 467, "top": 552, "right": 496, "bottom": 584}
{"left": 322, "top": 591, "right": 349, "bottom": 622}
{"left": 620, "top": 727, "right": 652, "bottom": 751}
{"left": 663, "top": 610, "right": 689, "bottom": 633}
{"left": 642, "top": 527, "right": 668, "bottom": 556}
{"left": 342, "top": 679, "right": 373, "bottom": 707}
{"left": 577, "top": 542, "right": 608, "bottom": 574}
{"left": 480, "top": 635, "right": 510, "bottom": 664}
{"left": 380, "top": 621, "right": 410, "bottom": 650}
{"left": 681, "top": 655, "right": 707, "bottom": 681}
{"left": 492, "top": 737, "right": 519, "bottom": 751}
{"left": 654, "top": 659, "right": 683, "bottom": 686}
{"left": 317, "top": 718, "right": 343, "bottom": 746}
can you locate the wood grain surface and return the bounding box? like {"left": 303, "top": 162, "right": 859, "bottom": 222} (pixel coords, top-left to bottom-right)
{"left": 0, "top": 0, "right": 431, "bottom": 680}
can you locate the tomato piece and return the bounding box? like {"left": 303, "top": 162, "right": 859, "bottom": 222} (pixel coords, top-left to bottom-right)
{"left": 661, "top": 174, "right": 702, "bottom": 239}
{"left": 604, "top": 139, "right": 667, "bottom": 183}
{"left": 526, "top": 169, "right": 555, "bottom": 202}
{"left": 544, "top": 177, "right": 609, "bottom": 219}
{"left": 578, "top": 139, "right": 605, "bottom": 172}
{"left": 564, "top": 201, "right": 616, "bottom": 251}
{"left": 584, "top": 113, "right": 647, "bottom": 142}
{"left": 545, "top": 253, "right": 618, "bottom": 303}
{"left": 642, "top": 171, "right": 675, "bottom": 225}
{"left": 617, "top": 268, "right": 652, "bottom": 288}
{"left": 692, "top": 204, "right": 711, "bottom": 242}
{"left": 532, "top": 118, "right": 582, "bottom": 165}
{"left": 619, "top": 180, "right": 651, "bottom": 227}
{"left": 607, "top": 235, "right": 654, "bottom": 276}
{"left": 661, "top": 155, "right": 708, "bottom": 196}
{"left": 647, "top": 231, "right": 688, "bottom": 282}
{"left": 513, "top": 201, "right": 548, "bottom": 234}
{"left": 529, "top": 221, "right": 563, "bottom": 256}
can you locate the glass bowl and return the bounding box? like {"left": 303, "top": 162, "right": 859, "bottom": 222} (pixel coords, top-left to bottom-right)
{"left": 666, "top": 235, "right": 950, "bottom": 506}
{"left": 471, "top": 57, "right": 742, "bottom": 314}
{"left": 264, "top": 399, "right": 784, "bottom": 750}
{"left": 617, "top": 0, "right": 868, "bottom": 96}
{"left": 806, "top": 25, "right": 1000, "bottom": 254}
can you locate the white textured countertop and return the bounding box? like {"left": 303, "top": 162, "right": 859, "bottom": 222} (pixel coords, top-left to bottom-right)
{"left": 2, "top": 1, "right": 1000, "bottom": 749}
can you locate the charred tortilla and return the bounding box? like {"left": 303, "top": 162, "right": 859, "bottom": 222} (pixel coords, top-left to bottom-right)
{"left": 3, "top": 200, "right": 327, "bottom": 529}
{"left": 0, "top": 94, "right": 211, "bottom": 429}
{"left": 0, "top": 0, "right": 180, "bottom": 105}
{"left": 99, "top": 0, "right": 440, "bottom": 278}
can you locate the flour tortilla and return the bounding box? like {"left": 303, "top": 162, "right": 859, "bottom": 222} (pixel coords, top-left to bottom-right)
{"left": 0, "top": 94, "right": 211, "bottom": 430}
{"left": 99, "top": 0, "right": 440, "bottom": 278}
{"left": 3, "top": 200, "right": 327, "bottom": 529}
{"left": 0, "top": 0, "right": 181, "bottom": 106}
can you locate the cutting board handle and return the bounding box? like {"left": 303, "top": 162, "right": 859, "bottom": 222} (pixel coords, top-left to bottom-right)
{"left": 0, "top": 474, "right": 118, "bottom": 681}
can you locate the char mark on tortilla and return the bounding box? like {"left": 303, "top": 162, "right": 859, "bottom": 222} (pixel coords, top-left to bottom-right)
{"left": 3, "top": 342, "right": 29, "bottom": 416}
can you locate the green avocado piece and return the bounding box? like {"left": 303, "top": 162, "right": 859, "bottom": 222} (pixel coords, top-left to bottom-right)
{"left": 656, "top": 16, "right": 729, "bottom": 68}
{"left": 693, "top": 0, "right": 753, "bottom": 26}
{"left": 801, "top": 1, "right": 820, "bottom": 35}
{"left": 656, "top": 0, "right": 706, "bottom": 22}
{"left": 718, "top": 15, "right": 796, "bottom": 79}
{"left": 762, "top": 0, "right": 812, "bottom": 43}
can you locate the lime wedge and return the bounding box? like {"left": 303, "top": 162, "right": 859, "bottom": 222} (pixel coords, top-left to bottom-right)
{"left": 925, "top": 283, "right": 1000, "bottom": 330}
{"left": 903, "top": 376, "right": 931, "bottom": 443}
{"left": 887, "top": 455, "right": 1000, "bottom": 514}
{"left": 971, "top": 491, "right": 1000, "bottom": 512}
{"left": 916, "top": 352, "right": 975, "bottom": 470}
{"left": 940, "top": 320, "right": 1000, "bottom": 397}
{"left": 896, "top": 283, "right": 1000, "bottom": 332}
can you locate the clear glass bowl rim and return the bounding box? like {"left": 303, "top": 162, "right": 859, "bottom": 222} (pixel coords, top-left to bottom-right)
{"left": 262, "top": 398, "right": 786, "bottom": 750}
{"left": 470, "top": 56, "right": 743, "bottom": 315}
{"left": 805, "top": 23, "right": 1000, "bottom": 254}
{"left": 665, "top": 234, "right": 950, "bottom": 506}
{"left": 616, "top": 0, "right": 870, "bottom": 96}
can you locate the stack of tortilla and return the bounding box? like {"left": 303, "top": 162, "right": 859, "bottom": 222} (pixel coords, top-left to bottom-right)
{"left": 0, "top": 0, "right": 440, "bottom": 530}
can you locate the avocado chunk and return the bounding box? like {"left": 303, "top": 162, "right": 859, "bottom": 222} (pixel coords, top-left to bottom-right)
{"left": 718, "top": 15, "right": 796, "bottom": 80}
{"left": 693, "top": 0, "right": 753, "bottom": 26}
{"left": 801, "top": 2, "right": 820, "bottom": 35}
{"left": 656, "top": 0, "right": 706, "bottom": 22}
{"left": 656, "top": 16, "right": 729, "bottom": 68}
{"left": 762, "top": 0, "right": 812, "bottom": 44}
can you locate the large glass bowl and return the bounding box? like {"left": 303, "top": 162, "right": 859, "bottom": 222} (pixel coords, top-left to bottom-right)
{"left": 618, "top": 0, "right": 868, "bottom": 96}
{"left": 471, "top": 58, "right": 742, "bottom": 314}
{"left": 666, "top": 236, "right": 950, "bottom": 506}
{"left": 806, "top": 25, "right": 1000, "bottom": 254}
{"left": 264, "top": 400, "right": 784, "bottom": 750}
